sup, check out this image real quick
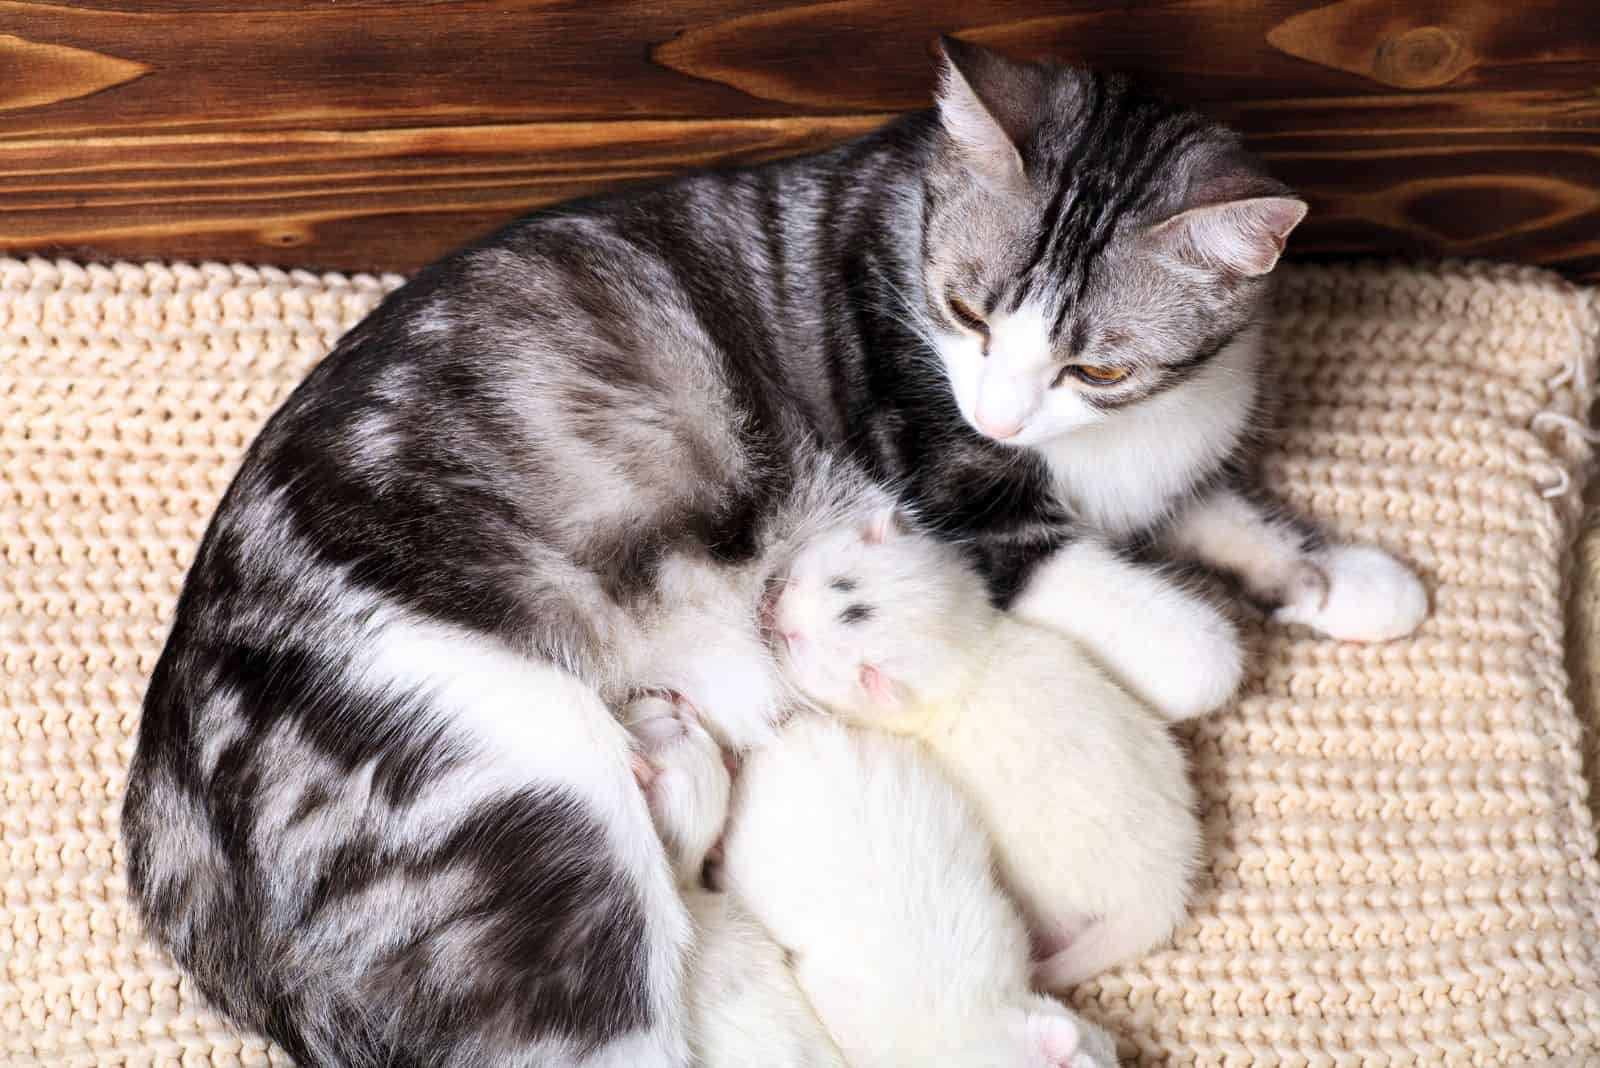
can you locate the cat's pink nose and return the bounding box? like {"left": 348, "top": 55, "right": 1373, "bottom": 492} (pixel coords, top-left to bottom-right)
{"left": 975, "top": 412, "right": 1022, "bottom": 440}
{"left": 781, "top": 630, "right": 803, "bottom": 647}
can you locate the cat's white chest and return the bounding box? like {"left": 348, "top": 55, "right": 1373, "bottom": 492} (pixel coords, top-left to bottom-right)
{"left": 1036, "top": 334, "right": 1260, "bottom": 536}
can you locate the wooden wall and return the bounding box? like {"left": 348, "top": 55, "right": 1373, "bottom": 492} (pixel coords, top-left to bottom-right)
{"left": 3, "top": 1, "right": 1597, "bottom": 279}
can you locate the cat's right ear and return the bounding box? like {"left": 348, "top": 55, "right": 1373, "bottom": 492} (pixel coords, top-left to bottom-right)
{"left": 935, "top": 37, "right": 1037, "bottom": 192}
{"left": 1149, "top": 194, "right": 1308, "bottom": 277}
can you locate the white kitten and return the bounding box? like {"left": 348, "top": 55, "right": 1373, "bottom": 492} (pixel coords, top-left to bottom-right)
{"left": 770, "top": 508, "right": 1201, "bottom": 989}
{"left": 722, "top": 715, "right": 1120, "bottom": 1067}
{"left": 624, "top": 694, "right": 846, "bottom": 1068}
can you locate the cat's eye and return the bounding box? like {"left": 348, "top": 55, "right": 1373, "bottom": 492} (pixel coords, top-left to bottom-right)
{"left": 1054, "top": 364, "right": 1131, "bottom": 388}
{"left": 946, "top": 293, "right": 988, "bottom": 335}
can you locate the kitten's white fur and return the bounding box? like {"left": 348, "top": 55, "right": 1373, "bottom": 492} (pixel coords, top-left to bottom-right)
{"left": 772, "top": 514, "right": 1200, "bottom": 988}
{"left": 723, "top": 716, "right": 1121, "bottom": 1067}
{"left": 683, "top": 889, "right": 851, "bottom": 1068}
{"left": 625, "top": 696, "right": 848, "bottom": 1068}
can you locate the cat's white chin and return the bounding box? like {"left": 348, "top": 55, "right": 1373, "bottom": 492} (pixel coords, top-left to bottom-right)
{"left": 1274, "top": 543, "right": 1427, "bottom": 642}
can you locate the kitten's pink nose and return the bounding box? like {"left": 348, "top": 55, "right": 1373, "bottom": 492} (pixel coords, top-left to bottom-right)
{"left": 975, "top": 412, "right": 1023, "bottom": 440}
{"left": 781, "top": 630, "right": 804, "bottom": 648}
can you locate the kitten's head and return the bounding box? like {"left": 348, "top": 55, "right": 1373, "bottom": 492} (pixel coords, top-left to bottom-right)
{"left": 919, "top": 37, "right": 1305, "bottom": 447}
{"left": 765, "top": 506, "right": 990, "bottom": 716}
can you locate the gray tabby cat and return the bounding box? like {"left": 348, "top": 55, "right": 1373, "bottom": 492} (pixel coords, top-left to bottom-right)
{"left": 122, "top": 38, "right": 1425, "bottom": 1068}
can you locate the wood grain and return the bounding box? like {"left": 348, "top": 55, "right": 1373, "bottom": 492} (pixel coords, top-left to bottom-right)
{"left": 0, "top": 1, "right": 1595, "bottom": 278}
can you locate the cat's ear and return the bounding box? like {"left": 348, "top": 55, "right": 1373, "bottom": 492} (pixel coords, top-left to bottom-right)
{"left": 1149, "top": 195, "right": 1308, "bottom": 277}
{"left": 935, "top": 36, "right": 1038, "bottom": 191}
{"left": 858, "top": 664, "right": 907, "bottom": 708}
{"left": 862, "top": 507, "right": 905, "bottom": 545}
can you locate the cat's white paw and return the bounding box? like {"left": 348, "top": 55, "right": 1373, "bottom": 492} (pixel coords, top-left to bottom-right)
{"left": 1274, "top": 543, "right": 1427, "bottom": 642}
{"left": 1013, "top": 540, "right": 1242, "bottom": 721}
{"left": 625, "top": 693, "right": 731, "bottom": 883}
{"left": 1133, "top": 594, "right": 1245, "bottom": 722}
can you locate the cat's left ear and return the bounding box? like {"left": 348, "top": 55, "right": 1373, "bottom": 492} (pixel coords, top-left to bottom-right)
{"left": 935, "top": 37, "right": 1041, "bottom": 191}
{"left": 1149, "top": 195, "right": 1308, "bottom": 277}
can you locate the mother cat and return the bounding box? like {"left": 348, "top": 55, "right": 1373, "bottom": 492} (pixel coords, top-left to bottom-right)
{"left": 123, "top": 39, "right": 1425, "bottom": 1068}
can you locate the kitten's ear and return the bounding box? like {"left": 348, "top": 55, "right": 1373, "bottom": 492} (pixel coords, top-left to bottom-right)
{"left": 862, "top": 507, "right": 905, "bottom": 545}
{"left": 1149, "top": 195, "right": 1308, "bottom": 277}
{"left": 858, "top": 664, "right": 907, "bottom": 708}
{"left": 935, "top": 36, "right": 1038, "bottom": 191}
{"left": 1022, "top": 1010, "right": 1081, "bottom": 1067}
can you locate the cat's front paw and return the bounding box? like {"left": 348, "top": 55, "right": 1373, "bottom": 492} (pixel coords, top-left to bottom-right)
{"left": 1130, "top": 592, "right": 1245, "bottom": 722}
{"left": 1274, "top": 544, "right": 1427, "bottom": 642}
{"left": 625, "top": 693, "right": 732, "bottom": 884}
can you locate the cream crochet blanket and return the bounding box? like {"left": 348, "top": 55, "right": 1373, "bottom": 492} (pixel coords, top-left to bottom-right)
{"left": 4, "top": 258, "right": 1599, "bottom": 1066}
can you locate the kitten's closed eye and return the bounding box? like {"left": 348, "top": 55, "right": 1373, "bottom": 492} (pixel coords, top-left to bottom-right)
{"left": 839, "top": 603, "right": 874, "bottom": 625}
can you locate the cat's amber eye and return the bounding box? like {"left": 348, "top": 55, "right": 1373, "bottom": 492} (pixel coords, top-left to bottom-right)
{"left": 946, "top": 293, "right": 988, "bottom": 335}
{"left": 1077, "top": 364, "right": 1129, "bottom": 383}
{"left": 1055, "top": 364, "right": 1131, "bottom": 387}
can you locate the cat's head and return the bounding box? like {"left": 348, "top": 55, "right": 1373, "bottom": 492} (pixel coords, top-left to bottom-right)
{"left": 919, "top": 37, "right": 1305, "bottom": 447}
{"left": 764, "top": 505, "right": 989, "bottom": 716}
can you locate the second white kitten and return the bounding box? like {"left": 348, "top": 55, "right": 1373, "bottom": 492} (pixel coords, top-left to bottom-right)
{"left": 723, "top": 716, "right": 1118, "bottom": 1067}
{"left": 626, "top": 693, "right": 847, "bottom": 1068}
{"left": 629, "top": 695, "right": 1119, "bottom": 1067}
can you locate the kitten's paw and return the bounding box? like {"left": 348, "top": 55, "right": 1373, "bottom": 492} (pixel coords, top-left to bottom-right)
{"left": 1274, "top": 544, "right": 1427, "bottom": 642}
{"left": 625, "top": 693, "right": 731, "bottom": 883}
{"left": 1027, "top": 1007, "right": 1122, "bottom": 1068}
{"left": 1067, "top": 1018, "right": 1121, "bottom": 1068}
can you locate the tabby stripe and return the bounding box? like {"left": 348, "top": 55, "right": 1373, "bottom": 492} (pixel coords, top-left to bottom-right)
{"left": 1013, "top": 75, "right": 1107, "bottom": 309}
{"left": 1050, "top": 111, "right": 1207, "bottom": 339}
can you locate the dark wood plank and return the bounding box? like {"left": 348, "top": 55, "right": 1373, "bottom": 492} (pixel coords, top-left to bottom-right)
{"left": 4, "top": 0, "right": 1596, "bottom": 132}
{"left": 0, "top": 1, "right": 1594, "bottom": 278}
{"left": 0, "top": 117, "right": 885, "bottom": 266}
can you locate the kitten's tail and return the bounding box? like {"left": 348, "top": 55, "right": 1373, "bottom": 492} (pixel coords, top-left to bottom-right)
{"left": 1031, "top": 901, "right": 1186, "bottom": 991}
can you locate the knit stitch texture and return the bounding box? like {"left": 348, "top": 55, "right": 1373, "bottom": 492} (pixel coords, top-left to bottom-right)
{"left": 2, "top": 257, "right": 1598, "bottom": 1066}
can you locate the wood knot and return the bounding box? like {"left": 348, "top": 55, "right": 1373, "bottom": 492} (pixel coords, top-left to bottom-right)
{"left": 1371, "top": 26, "right": 1471, "bottom": 89}
{"left": 257, "top": 225, "right": 313, "bottom": 249}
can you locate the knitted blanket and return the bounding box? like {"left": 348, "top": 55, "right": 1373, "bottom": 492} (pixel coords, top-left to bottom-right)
{"left": 4, "top": 258, "right": 1599, "bottom": 1066}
